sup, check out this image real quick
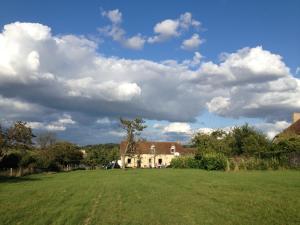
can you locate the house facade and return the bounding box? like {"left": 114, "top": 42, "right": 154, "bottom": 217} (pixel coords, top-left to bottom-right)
{"left": 119, "top": 141, "right": 195, "bottom": 168}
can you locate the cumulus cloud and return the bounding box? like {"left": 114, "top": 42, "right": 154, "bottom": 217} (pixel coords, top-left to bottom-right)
{"left": 181, "top": 34, "right": 203, "bottom": 50}
{"left": 181, "top": 52, "right": 203, "bottom": 68}
{"left": 0, "top": 22, "right": 299, "bottom": 143}
{"left": 99, "top": 9, "right": 146, "bottom": 50}
{"left": 254, "top": 121, "right": 290, "bottom": 139}
{"left": 101, "top": 9, "right": 122, "bottom": 24}
{"left": 148, "top": 12, "right": 201, "bottom": 43}
{"left": 163, "top": 122, "right": 192, "bottom": 134}
{"left": 28, "top": 114, "right": 76, "bottom": 131}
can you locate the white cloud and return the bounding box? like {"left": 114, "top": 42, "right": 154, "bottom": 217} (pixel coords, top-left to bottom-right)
{"left": 254, "top": 121, "right": 290, "bottom": 139}
{"left": 57, "top": 114, "right": 76, "bottom": 125}
{"left": 66, "top": 78, "right": 141, "bottom": 101}
{"left": 27, "top": 51, "right": 40, "bottom": 71}
{"left": 179, "top": 12, "right": 201, "bottom": 30}
{"left": 148, "top": 12, "right": 201, "bottom": 43}
{"left": 100, "top": 9, "right": 146, "bottom": 50}
{"left": 181, "top": 34, "right": 203, "bottom": 50}
{"left": 296, "top": 67, "right": 300, "bottom": 75}
{"left": 207, "top": 97, "right": 231, "bottom": 115}
{"left": 196, "top": 127, "right": 215, "bottom": 134}
{"left": 28, "top": 114, "right": 76, "bottom": 131}
{"left": 0, "top": 95, "right": 33, "bottom": 112}
{"left": 163, "top": 122, "right": 192, "bottom": 134}
{"left": 148, "top": 19, "right": 179, "bottom": 43}
{"left": 123, "top": 35, "right": 145, "bottom": 50}
{"left": 96, "top": 117, "right": 111, "bottom": 124}
{"left": 182, "top": 52, "right": 203, "bottom": 68}
{"left": 1, "top": 22, "right": 300, "bottom": 143}
{"left": 101, "top": 9, "right": 122, "bottom": 24}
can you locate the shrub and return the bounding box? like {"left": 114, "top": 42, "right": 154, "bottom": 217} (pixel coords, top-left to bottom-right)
{"left": 200, "top": 152, "right": 227, "bottom": 170}
{"left": 268, "top": 157, "right": 280, "bottom": 170}
{"left": 170, "top": 156, "right": 200, "bottom": 168}
{"left": 229, "top": 159, "right": 236, "bottom": 171}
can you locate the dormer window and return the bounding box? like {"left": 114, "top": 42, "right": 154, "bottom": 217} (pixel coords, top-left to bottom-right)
{"left": 170, "top": 145, "right": 176, "bottom": 154}
{"left": 150, "top": 144, "right": 156, "bottom": 154}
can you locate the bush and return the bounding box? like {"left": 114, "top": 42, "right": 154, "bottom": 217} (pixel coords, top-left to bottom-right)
{"left": 170, "top": 156, "right": 200, "bottom": 168}
{"left": 171, "top": 153, "right": 227, "bottom": 171}
{"left": 200, "top": 152, "right": 227, "bottom": 170}
{"left": 229, "top": 157, "right": 281, "bottom": 171}
{"left": 268, "top": 157, "right": 280, "bottom": 170}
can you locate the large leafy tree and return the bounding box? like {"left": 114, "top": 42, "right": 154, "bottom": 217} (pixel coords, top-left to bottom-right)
{"left": 83, "top": 144, "right": 119, "bottom": 168}
{"left": 120, "top": 117, "right": 146, "bottom": 169}
{"left": 230, "top": 124, "right": 270, "bottom": 156}
{"left": 7, "top": 121, "right": 35, "bottom": 150}
{"left": 192, "top": 129, "right": 231, "bottom": 156}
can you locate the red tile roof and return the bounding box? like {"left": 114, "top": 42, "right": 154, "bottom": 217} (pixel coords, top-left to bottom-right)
{"left": 282, "top": 119, "right": 300, "bottom": 135}
{"left": 120, "top": 141, "right": 196, "bottom": 155}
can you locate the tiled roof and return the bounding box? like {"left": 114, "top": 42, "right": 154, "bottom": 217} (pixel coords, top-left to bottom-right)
{"left": 283, "top": 119, "right": 300, "bottom": 135}
{"left": 120, "top": 141, "right": 196, "bottom": 155}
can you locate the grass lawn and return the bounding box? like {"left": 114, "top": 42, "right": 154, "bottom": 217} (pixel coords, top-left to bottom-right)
{"left": 0, "top": 169, "right": 299, "bottom": 225}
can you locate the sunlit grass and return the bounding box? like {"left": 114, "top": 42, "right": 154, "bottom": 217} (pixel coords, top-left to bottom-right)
{"left": 0, "top": 169, "right": 299, "bottom": 225}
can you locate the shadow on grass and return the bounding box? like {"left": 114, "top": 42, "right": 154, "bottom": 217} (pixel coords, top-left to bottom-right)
{"left": 0, "top": 176, "right": 42, "bottom": 183}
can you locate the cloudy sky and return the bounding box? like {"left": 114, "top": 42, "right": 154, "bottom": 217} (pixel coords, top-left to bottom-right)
{"left": 0, "top": 0, "right": 299, "bottom": 144}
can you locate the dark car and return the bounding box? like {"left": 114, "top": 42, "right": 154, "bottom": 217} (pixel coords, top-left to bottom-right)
{"left": 105, "top": 161, "right": 121, "bottom": 169}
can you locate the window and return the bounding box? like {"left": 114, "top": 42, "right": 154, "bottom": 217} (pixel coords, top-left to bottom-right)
{"left": 170, "top": 145, "right": 176, "bottom": 153}
{"left": 149, "top": 159, "right": 152, "bottom": 163}
{"left": 150, "top": 144, "right": 156, "bottom": 154}
{"left": 158, "top": 159, "right": 162, "bottom": 164}
{"left": 127, "top": 158, "right": 131, "bottom": 164}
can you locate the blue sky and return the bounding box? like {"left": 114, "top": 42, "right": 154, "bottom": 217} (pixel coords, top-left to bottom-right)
{"left": 0, "top": 0, "right": 299, "bottom": 144}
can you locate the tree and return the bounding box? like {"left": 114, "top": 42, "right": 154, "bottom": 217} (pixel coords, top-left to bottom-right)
{"left": 191, "top": 129, "right": 231, "bottom": 156}
{"left": 120, "top": 117, "right": 146, "bottom": 169}
{"left": 83, "top": 144, "right": 119, "bottom": 169}
{"left": 272, "top": 132, "right": 300, "bottom": 152}
{"left": 36, "top": 132, "right": 56, "bottom": 149}
{"left": 0, "top": 124, "right": 8, "bottom": 161}
{"left": 7, "top": 121, "right": 35, "bottom": 150}
{"left": 50, "top": 141, "right": 82, "bottom": 169}
{"left": 230, "top": 124, "right": 270, "bottom": 156}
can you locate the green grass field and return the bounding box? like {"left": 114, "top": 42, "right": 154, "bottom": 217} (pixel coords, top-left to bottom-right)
{"left": 0, "top": 169, "right": 299, "bottom": 225}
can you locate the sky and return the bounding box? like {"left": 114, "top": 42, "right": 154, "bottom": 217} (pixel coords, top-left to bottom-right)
{"left": 0, "top": 0, "right": 299, "bottom": 144}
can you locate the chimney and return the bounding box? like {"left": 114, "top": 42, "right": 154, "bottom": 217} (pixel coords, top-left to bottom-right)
{"left": 292, "top": 112, "right": 300, "bottom": 123}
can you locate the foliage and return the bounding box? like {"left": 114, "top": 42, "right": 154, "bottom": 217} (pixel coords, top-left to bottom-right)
{"left": 0, "top": 151, "right": 22, "bottom": 168}
{"left": 192, "top": 124, "right": 271, "bottom": 157}
{"left": 170, "top": 156, "right": 200, "bottom": 168}
{"left": 82, "top": 144, "right": 119, "bottom": 168}
{"left": 120, "top": 117, "right": 146, "bottom": 168}
{"left": 34, "top": 142, "right": 83, "bottom": 171}
{"left": 272, "top": 132, "right": 300, "bottom": 152}
{"left": 228, "top": 157, "right": 290, "bottom": 171}
{"left": 171, "top": 152, "right": 227, "bottom": 170}
{"left": 191, "top": 129, "right": 232, "bottom": 155}
{"left": 35, "top": 132, "right": 57, "bottom": 149}
{"left": 49, "top": 142, "right": 82, "bottom": 167}
{"left": 198, "top": 152, "right": 227, "bottom": 170}
{"left": 229, "top": 124, "right": 270, "bottom": 156}
{"left": 6, "top": 121, "right": 35, "bottom": 150}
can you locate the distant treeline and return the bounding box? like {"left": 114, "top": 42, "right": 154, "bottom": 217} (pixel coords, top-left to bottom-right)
{"left": 0, "top": 121, "right": 119, "bottom": 176}
{"left": 171, "top": 124, "right": 300, "bottom": 170}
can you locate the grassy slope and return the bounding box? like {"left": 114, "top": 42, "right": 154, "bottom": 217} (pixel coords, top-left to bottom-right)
{"left": 0, "top": 169, "right": 299, "bottom": 225}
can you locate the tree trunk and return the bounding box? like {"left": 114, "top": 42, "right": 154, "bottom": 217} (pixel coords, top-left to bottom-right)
{"left": 121, "top": 141, "right": 130, "bottom": 170}
{"left": 121, "top": 154, "right": 126, "bottom": 169}
{"left": 18, "top": 166, "right": 23, "bottom": 177}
